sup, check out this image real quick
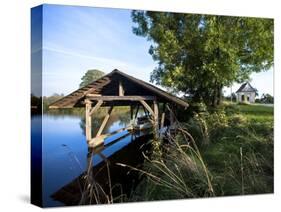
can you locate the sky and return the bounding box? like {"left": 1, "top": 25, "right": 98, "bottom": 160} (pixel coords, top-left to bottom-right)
{"left": 32, "top": 4, "right": 274, "bottom": 97}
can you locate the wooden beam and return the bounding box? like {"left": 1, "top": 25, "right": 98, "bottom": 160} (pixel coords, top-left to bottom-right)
{"left": 89, "top": 100, "right": 103, "bottom": 116}
{"left": 86, "top": 94, "right": 155, "bottom": 101}
{"left": 154, "top": 100, "right": 159, "bottom": 138}
{"left": 160, "top": 103, "right": 166, "bottom": 128}
{"left": 96, "top": 106, "right": 114, "bottom": 137}
{"left": 140, "top": 100, "right": 155, "bottom": 117}
{"left": 119, "top": 81, "right": 124, "bottom": 96}
{"left": 85, "top": 101, "right": 92, "bottom": 142}
{"left": 142, "top": 104, "right": 149, "bottom": 116}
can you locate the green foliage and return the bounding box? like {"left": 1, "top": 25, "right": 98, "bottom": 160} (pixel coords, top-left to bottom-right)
{"left": 79, "top": 69, "right": 105, "bottom": 88}
{"left": 132, "top": 11, "right": 273, "bottom": 106}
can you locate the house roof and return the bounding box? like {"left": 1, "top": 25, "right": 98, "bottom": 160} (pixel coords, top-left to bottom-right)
{"left": 49, "top": 69, "right": 189, "bottom": 109}
{"left": 236, "top": 82, "right": 257, "bottom": 93}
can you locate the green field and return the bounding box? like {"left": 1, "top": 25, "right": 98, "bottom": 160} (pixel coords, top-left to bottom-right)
{"left": 203, "top": 103, "right": 273, "bottom": 195}
{"left": 130, "top": 103, "right": 273, "bottom": 201}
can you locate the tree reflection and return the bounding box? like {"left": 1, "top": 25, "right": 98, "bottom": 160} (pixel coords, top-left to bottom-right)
{"left": 79, "top": 107, "right": 131, "bottom": 137}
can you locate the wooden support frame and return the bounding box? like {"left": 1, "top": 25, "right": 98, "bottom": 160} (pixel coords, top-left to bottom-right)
{"left": 89, "top": 100, "right": 103, "bottom": 116}
{"left": 86, "top": 94, "right": 155, "bottom": 101}
{"left": 153, "top": 100, "right": 159, "bottom": 138}
{"left": 85, "top": 100, "right": 92, "bottom": 142}
{"left": 96, "top": 106, "right": 114, "bottom": 137}
{"left": 141, "top": 104, "right": 150, "bottom": 119}
{"left": 140, "top": 100, "right": 155, "bottom": 117}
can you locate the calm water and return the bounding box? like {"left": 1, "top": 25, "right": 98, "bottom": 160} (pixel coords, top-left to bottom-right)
{"left": 31, "top": 109, "right": 152, "bottom": 207}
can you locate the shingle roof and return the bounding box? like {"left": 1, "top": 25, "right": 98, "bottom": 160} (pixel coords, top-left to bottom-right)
{"left": 49, "top": 69, "right": 189, "bottom": 109}
{"left": 236, "top": 82, "right": 256, "bottom": 93}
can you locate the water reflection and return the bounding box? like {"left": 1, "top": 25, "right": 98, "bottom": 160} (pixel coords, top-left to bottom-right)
{"left": 51, "top": 131, "right": 152, "bottom": 205}
{"left": 37, "top": 107, "right": 151, "bottom": 207}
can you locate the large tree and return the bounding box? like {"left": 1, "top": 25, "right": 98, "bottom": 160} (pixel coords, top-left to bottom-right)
{"left": 79, "top": 69, "right": 105, "bottom": 88}
{"left": 132, "top": 11, "right": 273, "bottom": 106}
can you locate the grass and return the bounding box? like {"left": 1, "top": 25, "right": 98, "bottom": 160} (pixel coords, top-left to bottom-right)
{"left": 127, "top": 102, "right": 273, "bottom": 200}
{"left": 203, "top": 103, "right": 273, "bottom": 195}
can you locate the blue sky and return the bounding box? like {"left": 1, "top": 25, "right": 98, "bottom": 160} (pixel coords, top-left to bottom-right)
{"left": 37, "top": 4, "right": 273, "bottom": 97}
{"left": 41, "top": 4, "right": 156, "bottom": 96}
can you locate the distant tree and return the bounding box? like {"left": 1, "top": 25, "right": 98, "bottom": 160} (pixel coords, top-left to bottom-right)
{"left": 79, "top": 69, "right": 105, "bottom": 88}
{"left": 131, "top": 11, "right": 273, "bottom": 107}
{"left": 31, "top": 93, "right": 41, "bottom": 107}
{"left": 43, "top": 93, "right": 64, "bottom": 109}
{"left": 260, "top": 93, "right": 274, "bottom": 104}
{"left": 31, "top": 93, "right": 42, "bottom": 113}
{"left": 224, "top": 92, "right": 236, "bottom": 102}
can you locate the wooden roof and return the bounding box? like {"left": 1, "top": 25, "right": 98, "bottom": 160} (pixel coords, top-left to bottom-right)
{"left": 49, "top": 69, "right": 189, "bottom": 109}
{"left": 236, "top": 82, "right": 257, "bottom": 93}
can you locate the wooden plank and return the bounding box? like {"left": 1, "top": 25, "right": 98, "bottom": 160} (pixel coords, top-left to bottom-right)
{"left": 86, "top": 95, "right": 155, "bottom": 101}
{"left": 140, "top": 100, "right": 155, "bottom": 117}
{"left": 119, "top": 81, "right": 124, "bottom": 96}
{"left": 96, "top": 106, "right": 114, "bottom": 137}
{"left": 89, "top": 128, "right": 131, "bottom": 148}
{"left": 49, "top": 106, "right": 59, "bottom": 109}
{"left": 85, "top": 101, "right": 92, "bottom": 142}
{"left": 89, "top": 100, "right": 103, "bottom": 116}
{"left": 88, "top": 135, "right": 107, "bottom": 148}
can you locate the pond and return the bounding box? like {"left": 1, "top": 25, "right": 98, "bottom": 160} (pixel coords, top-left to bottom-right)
{"left": 31, "top": 108, "right": 152, "bottom": 207}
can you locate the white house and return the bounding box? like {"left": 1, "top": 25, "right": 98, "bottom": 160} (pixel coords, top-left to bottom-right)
{"left": 236, "top": 82, "right": 257, "bottom": 103}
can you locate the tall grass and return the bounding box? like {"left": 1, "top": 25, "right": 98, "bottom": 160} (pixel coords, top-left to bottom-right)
{"left": 120, "top": 103, "right": 273, "bottom": 201}
{"left": 118, "top": 109, "right": 215, "bottom": 200}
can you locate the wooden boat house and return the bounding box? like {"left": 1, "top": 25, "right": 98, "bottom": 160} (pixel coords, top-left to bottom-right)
{"left": 49, "top": 69, "right": 189, "bottom": 147}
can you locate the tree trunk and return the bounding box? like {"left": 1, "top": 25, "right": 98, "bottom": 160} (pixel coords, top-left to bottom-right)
{"left": 217, "top": 84, "right": 222, "bottom": 106}
{"left": 212, "top": 85, "right": 218, "bottom": 107}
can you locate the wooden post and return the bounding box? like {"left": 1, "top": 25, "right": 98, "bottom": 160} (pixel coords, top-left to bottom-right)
{"left": 130, "top": 104, "right": 134, "bottom": 120}
{"left": 160, "top": 103, "right": 166, "bottom": 129}
{"left": 153, "top": 100, "right": 159, "bottom": 139}
{"left": 96, "top": 106, "right": 114, "bottom": 137}
{"left": 119, "top": 81, "right": 124, "bottom": 96}
{"left": 85, "top": 100, "right": 92, "bottom": 142}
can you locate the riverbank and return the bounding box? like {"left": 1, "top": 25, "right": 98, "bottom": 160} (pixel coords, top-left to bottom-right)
{"left": 128, "top": 103, "right": 273, "bottom": 200}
